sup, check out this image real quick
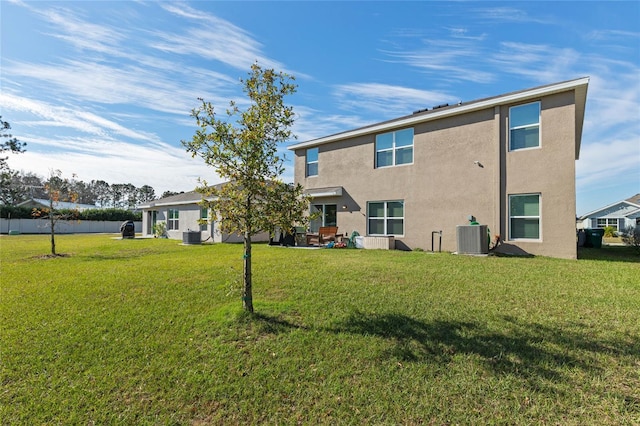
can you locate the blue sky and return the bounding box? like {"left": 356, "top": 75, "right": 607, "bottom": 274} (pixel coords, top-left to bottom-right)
{"left": 1, "top": 1, "right": 638, "bottom": 215}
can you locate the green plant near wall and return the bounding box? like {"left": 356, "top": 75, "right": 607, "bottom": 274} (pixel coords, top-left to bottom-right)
{"left": 152, "top": 221, "right": 167, "bottom": 238}
{"left": 603, "top": 226, "right": 616, "bottom": 238}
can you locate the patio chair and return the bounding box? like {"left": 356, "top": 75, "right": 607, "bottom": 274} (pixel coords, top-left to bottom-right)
{"left": 306, "top": 226, "right": 343, "bottom": 246}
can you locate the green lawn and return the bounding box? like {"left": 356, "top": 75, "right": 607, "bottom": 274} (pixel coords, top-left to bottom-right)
{"left": 1, "top": 234, "right": 639, "bottom": 424}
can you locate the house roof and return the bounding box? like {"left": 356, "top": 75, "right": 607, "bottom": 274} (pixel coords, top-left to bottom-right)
{"left": 626, "top": 193, "right": 640, "bottom": 205}
{"left": 138, "top": 191, "right": 204, "bottom": 209}
{"left": 138, "top": 183, "right": 226, "bottom": 209}
{"left": 17, "top": 198, "right": 98, "bottom": 211}
{"left": 578, "top": 194, "right": 640, "bottom": 220}
{"left": 288, "top": 77, "right": 589, "bottom": 160}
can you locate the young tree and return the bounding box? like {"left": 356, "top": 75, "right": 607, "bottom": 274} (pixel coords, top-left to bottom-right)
{"left": 1, "top": 116, "right": 26, "bottom": 170}
{"left": 0, "top": 116, "right": 27, "bottom": 205}
{"left": 31, "top": 170, "right": 79, "bottom": 256}
{"left": 183, "top": 63, "right": 308, "bottom": 313}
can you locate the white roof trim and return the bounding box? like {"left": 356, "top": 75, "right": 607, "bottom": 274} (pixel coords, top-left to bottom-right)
{"left": 138, "top": 197, "right": 216, "bottom": 209}
{"left": 578, "top": 200, "right": 640, "bottom": 220}
{"left": 288, "top": 77, "right": 589, "bottom": 151}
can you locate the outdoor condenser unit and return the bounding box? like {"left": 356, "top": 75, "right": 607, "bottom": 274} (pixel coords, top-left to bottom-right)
{"left": 456, "top": 225, "right": 488, "bottom": 254}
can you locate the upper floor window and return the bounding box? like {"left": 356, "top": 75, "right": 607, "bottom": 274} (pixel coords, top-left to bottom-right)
{"left": 306, "top": 148, "right": 318, "bottom": 177}
{"left": 509, "top": 102, "right": 540, "bottom": 151}
{"left": 167, "top": 209, "right": 179, "bottom": 230}
{"left": 375, "top": 128, "right": 413, "bottom": 168}
{"left": 368, "top": 200, "right": 404, "bottom": 236}
{"left": 509, "top": 194, "right": 540, "bottom": 240}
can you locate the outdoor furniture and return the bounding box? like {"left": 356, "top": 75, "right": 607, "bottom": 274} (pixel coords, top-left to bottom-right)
{"left": 306, "top": 226, "right": 343, "bottom": 246}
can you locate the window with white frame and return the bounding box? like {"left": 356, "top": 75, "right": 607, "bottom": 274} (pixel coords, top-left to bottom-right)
{"left": 509, "top": 194, "right": 540, "bottom": 239}
{"left": 306, "top": 147, "right": 318, "bottom": 177}
{"left": 310, "top": 204, "right": 336, "bottom": 233}
{"left": 509, "top": 102, "right": 540, "bottom": 151}
{"left": 596, "top": 218, "right": 619, "bottom": 231}
{"left": 167, "top": 209, "right": 179, "bottom": 230}
{"left": 375, "top": 128, "right": 413, "bottom": 168}
{"left": 367, "top": 201, "right": 404, "bottom": 236}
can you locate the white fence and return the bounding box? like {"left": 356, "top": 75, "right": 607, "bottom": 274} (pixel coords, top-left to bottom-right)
{"left": 0, "top": 219, "right": 142, "bottom": 234}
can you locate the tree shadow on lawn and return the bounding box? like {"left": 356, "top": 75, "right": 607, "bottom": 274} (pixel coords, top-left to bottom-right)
{"left": 239, "top": 311, "right": 308, "bottom": 335}
{"left": 332, "top": 311, "right": 639, "bottom": 395}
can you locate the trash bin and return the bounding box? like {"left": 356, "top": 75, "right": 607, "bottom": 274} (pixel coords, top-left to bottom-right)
{"left": 585, "top": 228, "right": 604, "bottom": 248}
{"left": 120, "top": 220, "right": 135, "bottom": 239}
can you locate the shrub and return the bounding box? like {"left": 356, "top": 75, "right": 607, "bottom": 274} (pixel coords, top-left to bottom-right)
{"left": 620, "top": 226, "right": 640, "bottom": 254}
{"left": 79, "top": 208, "right": 141, "bottom": 221}
{"left": 0, "top": 206, "right": 33, "bottom": 219}
{"left": 603, "top": 226, "right": 616, "bottom": 238}
{"left": 0, "top": 206, "right": 141, "bottom": 221}
{"left": 152, "top": 222, "right": 167, "bottom": 238}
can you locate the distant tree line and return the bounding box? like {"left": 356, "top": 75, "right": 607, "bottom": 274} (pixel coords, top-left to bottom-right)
{"left": 1, "top": 170, "right": 178, "bottom": 208}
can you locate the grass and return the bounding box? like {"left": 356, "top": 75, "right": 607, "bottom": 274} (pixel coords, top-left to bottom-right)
{"left": 1, "top": 234, "right": 639, "bottom": 425}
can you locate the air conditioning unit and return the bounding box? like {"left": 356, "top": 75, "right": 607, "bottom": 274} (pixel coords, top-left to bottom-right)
{"left": 456, "top": 225, "right": 488, "bottom": 254}
{"left": 362, "top": 236, "right": 395, "bottom": 250}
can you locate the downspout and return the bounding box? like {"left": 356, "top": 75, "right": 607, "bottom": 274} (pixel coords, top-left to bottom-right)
{"left": 494, "top": 105, "right": 502, "bottom": 245}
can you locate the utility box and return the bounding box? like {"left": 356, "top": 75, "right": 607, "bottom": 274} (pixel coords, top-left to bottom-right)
{"left": 456, "top": 225, "right": 488, "bottom": 254}
{"left": 182, "top": 230, "right": 202, "bottom": 245}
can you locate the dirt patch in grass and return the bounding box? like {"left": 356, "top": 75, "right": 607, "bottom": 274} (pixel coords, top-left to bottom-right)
{"left": 31, "top": 253, "right": 71, "bottom": 260}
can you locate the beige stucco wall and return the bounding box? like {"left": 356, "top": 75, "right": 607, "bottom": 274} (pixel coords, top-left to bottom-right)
{"left": 294, "top": 90, "right": 579, "bottom": 259}
{"left": 500, "top": 91, "right": 577, "bottom": 259}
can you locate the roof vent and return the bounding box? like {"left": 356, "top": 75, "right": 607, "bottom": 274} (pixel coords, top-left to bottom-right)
{"left": 412, "top": 107, "right": 429, "bottom": 114}
{"left": 432, "top": 103, "right": 449, "bottom": 110}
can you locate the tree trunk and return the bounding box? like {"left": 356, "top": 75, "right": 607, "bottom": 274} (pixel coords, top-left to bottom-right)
{"left": 242, "top": 231, "right": 253, "bottom": 312}
{"left": 50, "top": 215, "right": 56, "bottom": 255}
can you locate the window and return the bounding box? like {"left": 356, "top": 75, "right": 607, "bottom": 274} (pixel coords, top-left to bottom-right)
{"left": 306, "top": 147, "right": 318, "bottom": 177}
{"left": 509, "top": 102, "right": 540, "bottom": 151}
{"left": 375, "top": 128, "right": 413, "bottom": 168}
{"left": 200, "top": 207, "right": 208, "bottom": 231}
{"left": 167, "top": 209, "right": 179, "bottom": 230}
{"left": 596, "top": 218, "right": 619, "bottom": 231}
{"left": 509, "top": 194, "right": 540, "bottom": 240}
{"left": 367, "top": 201, "right": 404, "bottom": 236}
{"left": 310, "top": 204, "right": 336, "bottom": 233}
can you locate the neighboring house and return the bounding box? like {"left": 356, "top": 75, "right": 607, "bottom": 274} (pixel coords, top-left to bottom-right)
{"left": 138, "top": 187, "right": 270, "bottom": 243}
{"left": 17, "top": 198, "right": 99, "bottom": 212}
{"left": 288, "top": 77, "right": 590, "bottom": 259}
{"left": 578, "top": 194, "right": 640, "bottom": 233}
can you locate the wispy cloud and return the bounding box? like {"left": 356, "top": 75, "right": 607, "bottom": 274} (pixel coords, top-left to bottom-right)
{"left": 587, "top": 29, "right": 640, "bottom": 41}
{"left": 25, "top": 3, "right": 127, "bottom": 55}
{"left": 333, "top": 83, "right": 454, "bottom": 118}
{"left": 576, "top": 137, "right": 640, "bottom": 191}
{"left": 155, "top": 2, "right": 300, "bottom": 77}
{"left": 490, "top": 42, "right": 582, "bottom": 84}
{"left": 0, "top": 93, "right": 160, "bottom": 142}
{"left": 471, "top": 7, "right": 558, "bottom": 25}
{"left": 4, "top": 59, "right": 234, "bottom": 116}
{"left": 381, "top": 37, "right": 495, "bottom": 84}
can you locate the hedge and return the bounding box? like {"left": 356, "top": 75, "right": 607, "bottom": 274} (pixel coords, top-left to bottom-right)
{"left": 0, "top": 206, "right": 141, "bottom": 221}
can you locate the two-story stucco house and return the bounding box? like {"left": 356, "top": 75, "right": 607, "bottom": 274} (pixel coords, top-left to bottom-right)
{"left": 288, "top": 77, "right": 589, "bottom": 259}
